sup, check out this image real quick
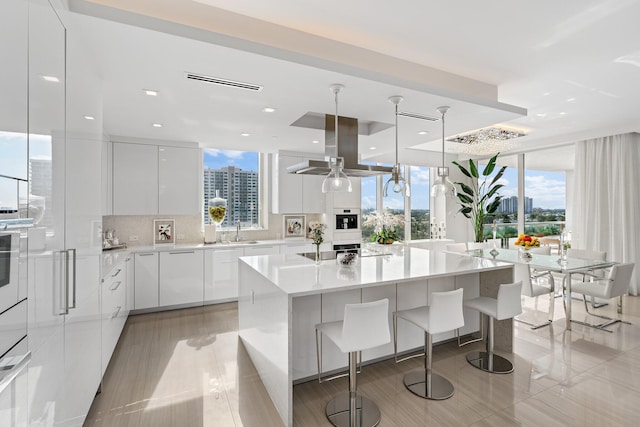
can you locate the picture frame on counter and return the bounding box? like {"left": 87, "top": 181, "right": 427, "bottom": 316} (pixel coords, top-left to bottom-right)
{"left": 154, "top": 219, "right": 175, "bottom": 245}
{"left": 283, "top": 215, "right": 306, "bottom": 239}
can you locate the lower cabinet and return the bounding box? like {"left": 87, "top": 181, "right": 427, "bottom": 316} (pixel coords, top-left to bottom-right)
{"left": 204, "top": 248, "right": 244, "bottom": 302}
{"left": 159, "top": 250, "right": 204, "bottom": 306}
{"left": 134, "top": 252, "right": 159, "bottom": 309}
{"left": 101, "top": 261, "right": 127, "bottom": 376}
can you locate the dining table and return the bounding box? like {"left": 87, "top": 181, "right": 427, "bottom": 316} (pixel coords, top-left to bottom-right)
{"left": 465, "top": 247, "right": 616, "bottom": 330}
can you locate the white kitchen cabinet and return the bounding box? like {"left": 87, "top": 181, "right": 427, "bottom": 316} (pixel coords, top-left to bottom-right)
{"left": 243, "top": 245, "right": 280, "bottom": 256}
{"left": 204, "top": 247, "right": 244, "bottom": 302}
{"left": 134, "top": 252, "right": 159, "bottom": 310}
{"left": 101, "top": 261, "right": 127, "bottom": 375}
{"left": 101, "top": 140, "right": 113, "bottom": 215}
{"left": 125, "top": 255, "right": 134, "bottom": 316}
{"left": 112, "top": 142, "right": 159, "bottom": 215}
{"left": 159, "top": 250, "right": 204, "bottom": 306}
{"left": 112, "top": 142, "right": 201, "bottom": 215}
{"left": 158, "top": 146, "right": 201, "bottom": 215}
{"left": 272, "top": 153, "right": 325, "bottom": 214}
{"left": 327, "top": 176, "right": 361, "bottom": 208}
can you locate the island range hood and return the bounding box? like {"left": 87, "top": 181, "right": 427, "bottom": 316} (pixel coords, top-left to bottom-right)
{"left": 287, "top": 115, "right": 393, "bottom": 177}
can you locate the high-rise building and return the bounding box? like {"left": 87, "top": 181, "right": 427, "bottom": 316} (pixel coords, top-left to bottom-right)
{"left": 204, "top": 166, "right": 258, "bottom": 227}
{"left": 497, "top": 196, "right": 533, "bottom": 214}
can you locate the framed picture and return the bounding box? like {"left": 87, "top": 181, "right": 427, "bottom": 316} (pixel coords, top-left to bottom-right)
{"left": 283, "top": 215, "right": 306, "bottom": 239}
{"left": 154, "top": 219, "right": 175, "bottom": 245}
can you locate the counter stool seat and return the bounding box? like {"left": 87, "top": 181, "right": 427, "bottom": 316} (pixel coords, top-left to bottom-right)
{"left": 315, "top": 299, "right": 390, "bottom": 427}
{"left": 393, "top": 288, "right": 464, "bottom": 400}
{"left": 464, "top": 281, "right": 522, "bottom": 374}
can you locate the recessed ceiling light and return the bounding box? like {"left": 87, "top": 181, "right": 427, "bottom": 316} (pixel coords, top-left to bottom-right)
{"left": 418, "top": 131, "right": 429, "bottom": 135}
{"left": 144, "top": 89, "right": 158, "bottom": 96}
{"left": 262, "top": 107, "right": 276, "bottom": 113}
{"left": 567, "top": 97, "right": 576, "bottom": 102}
{"left": 152, "top": 123, "right": 163, "bottom": 128}
{"left": 42, "top": 75, "right": 59, "bottom": 83}
{"left": 543, "top": 92, "right": 551, "bottom": 96}
{"left": 84, "top": 116, "right": 95, "bottom": 120}
{"left": 559, "top": 112, "right": 567, "bottom": 115}
{"left": 369, "top": 146, "right": 377, "bottom": 150}
{"left": 241, "top": 133, "right": 251, "bottom": 137}
{"left": 312, "top": 140, "right": 320, "bottom": 144}
{"left": 536, "top": 113, "right": 547, "bottom": 118}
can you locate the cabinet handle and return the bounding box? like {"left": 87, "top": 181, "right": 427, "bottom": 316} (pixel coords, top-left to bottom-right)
{"left": 68, "top": 249, "right": 77, "bottom": 309}
{"left": 169, "top": 251, "right": 195, "bottom": 255}
{"left": 110, "top": 281, "right": 122, "bottom": 291}
{"left": 58, "top": 250, "right": 68, "bottom": 315}
{"left": 111, "top": 268, "right": 122, "bottom": 278}
{"left": 112, "top": 306, "right": 121, "bottom": 319}
{"left": 0, "top": 351, "right": 31, "bottom": 395}
{"left": 138, "top": 253, "right": 155, "bottom": 257}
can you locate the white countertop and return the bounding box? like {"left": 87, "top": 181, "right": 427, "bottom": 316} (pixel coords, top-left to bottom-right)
{"left": 240, "top": 245, "right": 513, "bottom": 297}
{"left": 125, "top": 239, "right": 306, "bottom": 253}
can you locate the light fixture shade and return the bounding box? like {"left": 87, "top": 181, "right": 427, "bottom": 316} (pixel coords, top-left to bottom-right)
{"left": 430, "top": 166, "right": 456, "bottom": 197}
{"left": 322, "top": 158, "right": 352, "bottom": 193}
{"left": 383, "top": 165, "right": 410, "bottom": 197}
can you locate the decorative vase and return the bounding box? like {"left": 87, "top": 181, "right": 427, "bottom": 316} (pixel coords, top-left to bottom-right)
{"left": 208, "top": 190, "right": 227, "bottom": 226}
{"left": 315, "top": 244, "right": 321, "bottom": 263}
{"left": 518, "top": 246, "right": 532, "bottom": 260}
{"left": 377, "top": 237, "right": 394, "bottom": 245}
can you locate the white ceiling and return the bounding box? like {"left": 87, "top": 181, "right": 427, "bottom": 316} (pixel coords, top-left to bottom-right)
{"left": 63, "top": 0, "right": 640, "bottom": 169}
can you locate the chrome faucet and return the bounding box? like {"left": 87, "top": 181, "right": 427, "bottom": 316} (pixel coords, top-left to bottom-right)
{"left": 236, "top": 220, "right": 241, "bottom": 242}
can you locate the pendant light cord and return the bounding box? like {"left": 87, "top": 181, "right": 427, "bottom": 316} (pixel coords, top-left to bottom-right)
{"left": 335, "top": 88, "right": 339, "bottom": 162}
{"left": 441, "top": 110, "right": 445, "bottom": 170}
{"left": 395, "top": 103, "right": 399, "bottom": 166}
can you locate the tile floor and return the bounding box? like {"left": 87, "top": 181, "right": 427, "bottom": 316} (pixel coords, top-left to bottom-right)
{"left": 85, "top": 293, "right": 640, "bottom": 426}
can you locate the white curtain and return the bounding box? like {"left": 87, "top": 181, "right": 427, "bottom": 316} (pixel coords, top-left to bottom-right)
{"left": 572, "top": 133, "right": 640, "bottom": 295}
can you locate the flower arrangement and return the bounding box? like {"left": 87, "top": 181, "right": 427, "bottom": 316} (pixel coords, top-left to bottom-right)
{"left": 363, "top": 209, "right": 404, "bottom": 244}
{"left": 308, "top": 221, "right": 327, "bottom": 246}
{"left": 514, "top": 234, "right": 540, "bottom": 249}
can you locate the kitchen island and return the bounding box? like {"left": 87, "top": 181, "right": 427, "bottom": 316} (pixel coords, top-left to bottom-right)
{"left": 238, "top": 246, "right": 514, "bottom": 426}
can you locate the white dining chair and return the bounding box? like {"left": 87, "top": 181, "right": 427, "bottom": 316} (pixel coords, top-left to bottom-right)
{"left": 570, "top": 263, "right": 635, "bottom": 332}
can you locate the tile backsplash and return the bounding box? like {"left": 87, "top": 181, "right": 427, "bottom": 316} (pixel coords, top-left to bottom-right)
{"left": 103, "top": 213, "right": 323, "bottom": 246}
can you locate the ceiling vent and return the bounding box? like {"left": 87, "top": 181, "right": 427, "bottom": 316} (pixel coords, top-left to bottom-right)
{"left": 185, "top": 72, "right": 263, "bottom": 91}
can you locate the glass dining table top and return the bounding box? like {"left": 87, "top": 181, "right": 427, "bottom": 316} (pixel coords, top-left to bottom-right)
{"left": 466, "top": 248, "right": 616, "bottom": 273}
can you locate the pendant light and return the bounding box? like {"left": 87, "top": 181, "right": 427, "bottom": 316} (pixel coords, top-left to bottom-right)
{"left": 322, "top": 84, "right": 352, "bottom": 193}
{"left": 430, "top": 106, "right": 457, "bottom": 197}
{"left": 383, "top": 96, "right": 410, "bottom": 198}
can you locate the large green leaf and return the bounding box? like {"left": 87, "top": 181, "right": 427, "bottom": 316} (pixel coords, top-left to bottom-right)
{"left": 486, "top": 197, "right": 502, "bottom": 214}
{"left": 452, "top": 161, "right": 471, "bottom": 178}
{"left": 468, "top": 159, "right": 478, "bottom": 178}
{"left": 458, "top": 182, "right": 474, "bottom": 197}
{"left": 489, "top": 165, "right": 507, "bottom": 188}
{"left": 482, "top": 153, "right": 499, "bottom": 176}
{"left": 485, "top": 184, "right": 504, "bottom": 200}
{"left": 457, "top": 193, "right": 473, "bottom": 204}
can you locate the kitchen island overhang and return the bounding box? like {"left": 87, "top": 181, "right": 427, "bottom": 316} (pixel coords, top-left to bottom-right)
{"left": 238, "top": 246, "right": 514, "bottom": 426}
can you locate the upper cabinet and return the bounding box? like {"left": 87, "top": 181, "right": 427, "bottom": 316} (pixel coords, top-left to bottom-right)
{"left": 158, "top": 145, "right": 201, "bottom": 215}
{"left": 112, "top": 142, "right": 201, "bottom": 215}
{"left": 272, "top": 152, "right": 325, "bottom": 214}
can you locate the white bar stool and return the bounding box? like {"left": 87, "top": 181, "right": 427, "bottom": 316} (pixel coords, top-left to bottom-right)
{"left": 393, "top": 288, "right": 464, "bottom": 400}
{"left": 464, "top": 281, "right": 522, "bottom": 374}
{"left": 315, "top": 299, "right": 390, "bottom": 427}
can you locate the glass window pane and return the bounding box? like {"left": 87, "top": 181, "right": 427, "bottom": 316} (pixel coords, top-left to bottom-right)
{"left": 524, "top": 166, "right": 566, "bottom": 238}
{"left": 409, "top": 166, "right": 429, "bottom": 240}
{"left": 479, "top": 155, "right": 518, "bottom": 241}
{"left": 361, "top": 175, "right": 377, "bottom": 242}
{"left": 382, "top": 172, "right": 405, "bottom": 240}
{"left": 203, "top": 150, "right": 259, "bottom": 228}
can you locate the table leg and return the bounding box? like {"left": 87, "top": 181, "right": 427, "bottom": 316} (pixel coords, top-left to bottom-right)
{"left": 565, "top": 272, "right": 572, "bottom": 331}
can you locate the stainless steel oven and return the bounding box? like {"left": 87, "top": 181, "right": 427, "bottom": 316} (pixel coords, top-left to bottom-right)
{"left": 333, "top": 242, "right": 361, "bottom": 253}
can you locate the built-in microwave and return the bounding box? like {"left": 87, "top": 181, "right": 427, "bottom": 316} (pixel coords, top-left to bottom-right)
{"left": 0, "top": 231, "right": 19, "bottom": 314}
{"left": 334, "top": 208, "right": 360, "bottom": 231}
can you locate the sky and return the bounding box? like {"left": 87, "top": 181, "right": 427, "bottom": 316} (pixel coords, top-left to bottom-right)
{"left": 203, "top": 149, "right": 258, "bottom": 171}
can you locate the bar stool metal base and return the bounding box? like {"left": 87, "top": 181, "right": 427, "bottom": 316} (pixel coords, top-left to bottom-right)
{"left": 325, "top": 393, "right": 381, "bottom": 427}
{"left": 403, "top": 371, "right": 454, "bottom": 400}
{"left": 466, "top": 351, "right": 513, "bottom": 374}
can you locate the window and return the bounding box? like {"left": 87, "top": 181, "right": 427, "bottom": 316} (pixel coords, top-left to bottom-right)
{"left": 203, "top": 149, "right": 261, "bottom": 228}
{"left": 360, "top": 164, "right": 429, "bottom": 242}
{"left": 409, "top": 166, "right": 430, "bottom": 239}
{"left": 524, "top": 166, "right": 566, "bottom": 237}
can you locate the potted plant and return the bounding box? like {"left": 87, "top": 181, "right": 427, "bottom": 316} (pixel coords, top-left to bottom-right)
{"left": 452, "top": 153, "right": 507, "bottom": 243}
{"left": 363, "top": 209, "right": 404, "bottom": 244}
